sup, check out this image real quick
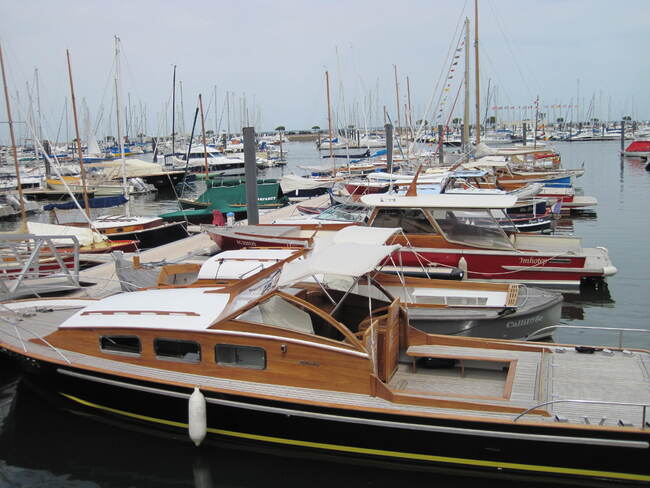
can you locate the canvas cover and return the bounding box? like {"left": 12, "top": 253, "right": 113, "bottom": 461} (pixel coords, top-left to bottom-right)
{"left": 278, "top": 242, "right": 401, "bottom": 286}
{"left": 26, "top": 221, "right": 106, "bottom": 246}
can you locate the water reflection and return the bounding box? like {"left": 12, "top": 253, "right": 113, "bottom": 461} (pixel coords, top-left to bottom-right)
{"left": 0, "top": 371, "right": 573, "bottom": 488}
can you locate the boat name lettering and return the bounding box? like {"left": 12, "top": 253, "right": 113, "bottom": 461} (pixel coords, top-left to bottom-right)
{"left": 506, "top": 314, "right": 543, "bottom": 329}
{"left": 299, "top": 360, "right": 320, "bottom": 367}
{"left": 235, "top": 240, "right": 257, "bottom": 247}
{"left": 519, "top": 257, "right": 547, "bottom": 265}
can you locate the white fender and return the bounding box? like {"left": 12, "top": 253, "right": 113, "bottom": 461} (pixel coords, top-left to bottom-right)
{"left": 458, "top": 257, "right": 468, "bottom": 280}
{"left": 188, "top": 387, "right": 207, "bottom": 447}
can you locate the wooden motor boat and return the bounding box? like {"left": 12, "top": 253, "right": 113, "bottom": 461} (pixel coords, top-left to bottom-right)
{"left": 146, "top": 235, "right": 563, "bottom": 341}
{"left": 0, "top": 255, "right": 648, "bottom": 484}
{"left": 204, "top": 193, "right": 616, "bottom": 290}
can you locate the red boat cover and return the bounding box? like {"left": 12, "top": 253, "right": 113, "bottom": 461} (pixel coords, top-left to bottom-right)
{"left": 625, "top": 140, "right": 650, "bottom": 152}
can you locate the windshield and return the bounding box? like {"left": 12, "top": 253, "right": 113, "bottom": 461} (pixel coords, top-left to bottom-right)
{"left": 316, "top": 205, "right": 367, "bottom": 223}
{"left": 431, "top": 209, "right": 514, "bottom": 250}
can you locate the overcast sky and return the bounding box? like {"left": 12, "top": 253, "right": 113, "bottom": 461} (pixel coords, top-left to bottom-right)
{"left": 1, "top": 0, "right": 649, "bottom": 142}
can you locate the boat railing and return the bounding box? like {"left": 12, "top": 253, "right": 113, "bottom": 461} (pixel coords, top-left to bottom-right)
{"left": 526, "top": 325, "right": 650, "bottom": 348}
{"left": 6, "top": 320, "right": 72, "bottom": 365}
{"left": 0, "top": 234, "right": 81, "bottom": 300}
{"left": 513, "top": 399, "right": 650, "bottom": 429}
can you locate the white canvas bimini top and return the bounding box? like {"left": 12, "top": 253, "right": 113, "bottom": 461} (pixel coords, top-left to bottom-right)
{"left": 278, "top": 243, "right": 401, "bottom": 286}
{"left": 198, "top": 249, "right": 299, "bottom": 280}
{"left": 331, "top": 226, "right": 401, "bottom": 245}
{"left": 60, "top": 287, "right": 230, "bottom": 331}
{"left": 360, "top": 193, "right": 518, "bottom": 209}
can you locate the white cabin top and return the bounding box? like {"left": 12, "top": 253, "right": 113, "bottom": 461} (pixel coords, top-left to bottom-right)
{"left": 361, "top": 193, "right": 518, "bottom": 209}
{"left": 198, "top": 249, "right": 298, "bottom": 280}
{"left": 92, "top": 215, "right": 161, "bottom": 229}
{"left": 60, "top": 287, "right": 230, "bottom": 331}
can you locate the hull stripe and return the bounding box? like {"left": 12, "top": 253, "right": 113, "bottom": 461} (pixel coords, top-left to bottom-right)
{"left": 56, "top": 369, "right": 648, "bottom": 449}
{"left": 59, "top": 393, "right": 650, "bottom": 483}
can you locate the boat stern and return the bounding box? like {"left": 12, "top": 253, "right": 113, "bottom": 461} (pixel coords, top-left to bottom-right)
{"left": 583, "top": 246, "right": 617, "bottom": 279}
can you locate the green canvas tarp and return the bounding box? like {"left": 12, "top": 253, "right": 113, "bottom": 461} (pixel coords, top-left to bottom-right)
{"left": 160, "top": 181, "right": 288, "bottom": 224}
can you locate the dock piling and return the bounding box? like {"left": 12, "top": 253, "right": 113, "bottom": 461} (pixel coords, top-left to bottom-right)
{"left": 243, "top": 126, "right": 259, "bottom": 224}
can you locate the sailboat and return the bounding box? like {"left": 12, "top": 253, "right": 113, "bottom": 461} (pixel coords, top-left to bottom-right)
{"left": 58, "top": 38, "right": 188, "bottom": 249}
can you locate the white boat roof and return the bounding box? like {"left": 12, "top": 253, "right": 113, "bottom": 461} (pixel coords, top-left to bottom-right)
{"left": 279, "top": 243, "right": 401, "bottom": 286}
{"left": 360, "top": 193, "right": 518, "bottom": 209}
{"left": 198, "top": 249, "right": 298, "bottom": 280}
{"left": 60, "top": 287, "right": 230, "bottom": 331}
{"left": 331, "top": 226, "right": 401, "bottom": 245}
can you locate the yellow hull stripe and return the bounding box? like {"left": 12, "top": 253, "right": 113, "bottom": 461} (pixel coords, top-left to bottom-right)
{"left": 60, "top": 393, "right": 650, "bottom": 482}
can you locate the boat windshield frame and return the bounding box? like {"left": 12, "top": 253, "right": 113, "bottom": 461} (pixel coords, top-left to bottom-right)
{"left": 315, "top": 205, "right": 368, "bottom": 223}
{"left": 429, "top": 208, "right": 516, "bottom": 251}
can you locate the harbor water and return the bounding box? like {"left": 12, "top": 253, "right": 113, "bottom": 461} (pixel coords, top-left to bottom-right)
{"left": 0, "top": 140, "right": 648, "bottom": 486}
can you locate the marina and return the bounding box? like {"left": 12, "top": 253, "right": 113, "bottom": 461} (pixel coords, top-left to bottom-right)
{"left": 1, "top": 0, "right": 650, "bottom": 486}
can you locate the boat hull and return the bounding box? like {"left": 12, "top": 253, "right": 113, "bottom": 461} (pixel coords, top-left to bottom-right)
{"left": 407, "top": 288, "right": 563, "bottom": 340}
{"left": 14, "top": 362, "right": 650, "bottom": 485}
{"left": 102, "top": 221, "right": 188, "bottom": 249}
{"left": 393, "top": 248, "right": 608, "bottom": 289}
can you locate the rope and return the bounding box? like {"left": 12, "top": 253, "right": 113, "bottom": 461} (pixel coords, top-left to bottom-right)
{"left": 402, "top": 246, "right": 577, "bottom": 277}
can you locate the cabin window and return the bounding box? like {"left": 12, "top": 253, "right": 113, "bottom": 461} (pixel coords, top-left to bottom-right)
{"left": 431, "top": 209, "right": 514, "bottom": 250}
{"left": 154, "top": 338, "right": 201, "bottom": 363}
{"left": 235, "top": 294, "right": 346, "bottom": 342}
{"left": 100, "top": 335, "right": 141, "bottom": 356}
{"left": 216, "top": 344, "right": 266, "bottom": 370}
{"left": 372, "top": 208, "right": 436, "bottom": 234}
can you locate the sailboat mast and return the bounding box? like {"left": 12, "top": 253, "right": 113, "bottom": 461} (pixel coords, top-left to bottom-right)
{"left": 393, "top": 65, "right": 400, "bottom": 138}
{"left": 474, "top": 0, "right": 481, "bottom": 144}
{"left": 406, "top": 75, "right": 413, "bottom": 142}
{"left": 198, "top": 93, "right": 209, "bottom": 177}
{"left": 35, "top": 68, "right": 50, "bottom": 178}
{"left": 325, "top": 70, "right": 334, "bottom": 162}
{"left": 66, "top": 49, "right": 91, "bottom": 217}
{"left": 171, "top": 65, "right": 176, "bottom": 157}
{"left": 534, "top": 95, "right": 539, "bottom": 149}
{"left": 462, "top": 18, "right": 470, "bottom": 152}
{"left": 114, "top": 36, "right": 129, "bottom": 216}
{"left": 0, "top": 44, "right": 26, "bottom": 222}
{"left": 213, "top": 85, "right": 218, "bottom": 136}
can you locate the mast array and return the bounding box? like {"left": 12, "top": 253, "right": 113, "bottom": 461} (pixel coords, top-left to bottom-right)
{"left": 66, "top": 49, "right": 91, "bottom": 217}
{"left": 0, "top": 44, "right": 27, "bottom": 223}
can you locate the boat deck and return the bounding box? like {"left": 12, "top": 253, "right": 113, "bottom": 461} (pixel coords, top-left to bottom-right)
{"left": 2, "top": 302, "right": 650, "bottom": 427}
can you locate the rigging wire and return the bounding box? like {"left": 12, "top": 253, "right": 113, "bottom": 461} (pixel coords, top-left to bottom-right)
{"left": 487, "top": 0, "right": 540, "bottom": 101}
{"left": 411, "top": 0, "right": 468, "bottom": 152}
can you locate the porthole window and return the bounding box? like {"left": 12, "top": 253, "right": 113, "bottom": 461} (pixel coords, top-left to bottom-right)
{"left": 154, "top": 338, "right": 201, "bottom": 363}
{"left": 216, "top": 344, "right": 266, "bottom": 370}
{"left": 100, "top": 335, "right": 141, "bottom": 356}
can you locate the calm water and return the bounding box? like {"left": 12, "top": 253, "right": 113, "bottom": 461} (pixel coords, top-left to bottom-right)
{"left": 0, "top": 140, "right": 648, "bottom": 486}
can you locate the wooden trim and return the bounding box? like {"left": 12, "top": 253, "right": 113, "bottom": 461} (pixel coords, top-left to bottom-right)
{"left": 503, "top": 359, "right": 517, "bottom": 399}
{"left": 405, "top": 350, "right": 517, "bottom": 400}
{"left": 373, "top": 377, "right": 550, "bottom": 416}
{"left": 156, "top": 263, "right": 201, "bottom": 286}
{"left": 374, "top": 271, "right": 510, "bottom": 292}
{"left": 506, "top": 284, "right": 520, "bottom": 307}
{"left": 274, "top": 290, "right": 365, "bottom": 350}
{"left": 81, "top": 310, "right": 200, "bottom": 317}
